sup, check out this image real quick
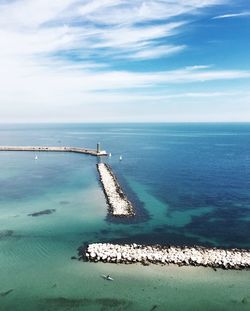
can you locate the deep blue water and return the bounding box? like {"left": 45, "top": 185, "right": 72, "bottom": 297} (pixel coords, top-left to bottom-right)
{"left": 1, "top": 123, "right": 250, "bottom": 248}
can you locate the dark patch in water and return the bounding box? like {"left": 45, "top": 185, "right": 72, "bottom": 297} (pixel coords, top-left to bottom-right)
{"left": 150, "top": 305, "right": 158, "bottom": 311}
{"left": 0, "top": 230, "right": 14, "bottom": 239}
{"left": 45, "top": 297, "right": 133, "bottom": 309}
{"left": 28, "top": 209, "right": 56, "bottom": 217}
{"left": 97, "top": 298, "right": 131, "bottom": 308}
{"left": 45, "top": 297, "right": 86, "bottom": 308}
{"left": 241, "top": 297, "right": 249, "bottom": 304}
{"left": 153, "top": 227, "right": 165, "bottom": 233}
{"left": 100, "top": 229, "right": 110, "bottom": 235}
{"left": 79, "top": 228, "right": 138, "bottom": 246}
{"left": 107, "top": 228, "right": 217, "bottom": 248}
{"left": 184, "top": 210, "right": 250, "bottom": 248}
{"left": 0, "top": 289, "right": 14, "bottom": 297}
{"left": 59, "top": 201, "right": 70, "bottom": 205}
{"left": 77, "top": 242, "right": 90, "bottom": 260}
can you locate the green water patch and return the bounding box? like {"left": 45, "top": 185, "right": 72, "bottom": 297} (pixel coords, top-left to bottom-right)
{"left": 0, "top": 182, "right": 107, "bottom": 239}
{"left": 1, "top": 260, "right": 250, "bottom": 311}
{"left": 0, "top": 230, "right": 14, "bottom": 240}
{"left": 0, "top": 152, "right": 98, "bottom": 204}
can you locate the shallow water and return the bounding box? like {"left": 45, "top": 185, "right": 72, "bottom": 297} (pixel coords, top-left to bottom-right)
{"left": 0, "top": 123, "right": 250, "bottom": 310}
{"left": 1, "top": 262, "right": 250, "bottom": 311}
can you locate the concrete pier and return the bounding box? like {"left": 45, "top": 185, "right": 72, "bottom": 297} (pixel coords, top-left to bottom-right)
{"left": 97, "top": 163, "right": 135, "bottom": 216}
{"left": 84, "top": 243, "right": 250, "bottom": 270}
{"left": 0, "top": 146, "right": 107, "bottom": 156}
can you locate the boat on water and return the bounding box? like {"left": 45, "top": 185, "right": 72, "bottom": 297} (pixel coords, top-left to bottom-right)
{"left": 35, "top": 155, "right": 38, "bottom": 160}
{"left": 109, "top": 153, "right": 112, "bottom": 157}
{"left": 102, "top": 275, "right": 114, "bottom": 281}
{"left": 106, "top": 276, "right": 114, "bottom": 281}
{"left": 119, "top": 155, "right": 122, "bottom": 161}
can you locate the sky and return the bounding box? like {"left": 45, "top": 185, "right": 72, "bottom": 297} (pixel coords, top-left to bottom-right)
{"left": 0, "top": 0, "right": 250, "bottom": 123}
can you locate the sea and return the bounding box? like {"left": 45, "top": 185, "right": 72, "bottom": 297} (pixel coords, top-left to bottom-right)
{"left": 0, "top": 123, "right": 249, "bottom": 311}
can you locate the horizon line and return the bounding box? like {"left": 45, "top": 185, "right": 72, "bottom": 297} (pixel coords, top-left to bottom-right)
{"left": 1, "top": 121, "right": 250, "bottom": 125}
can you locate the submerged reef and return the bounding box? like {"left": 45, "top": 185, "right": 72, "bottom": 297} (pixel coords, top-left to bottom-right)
{"left": 28, "top": 209, "right": 56, "bottom": 217}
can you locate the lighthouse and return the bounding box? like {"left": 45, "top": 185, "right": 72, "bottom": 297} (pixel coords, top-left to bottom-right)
{"left": 96, "top": 142, "right": 107, "bottom": 155}
{"left": 97, "top": 142, "right": 101, "bottom": 153}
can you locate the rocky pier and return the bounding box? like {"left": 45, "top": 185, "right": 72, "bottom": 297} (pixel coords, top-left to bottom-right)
{"left": 97, "top": 163, "right": 135, "bottom": 216}
{"left": 0, "top": 146, "right": 107, "bottom": 156}
{"left": 84, "top": 243, "right": 250, "bottom": 270}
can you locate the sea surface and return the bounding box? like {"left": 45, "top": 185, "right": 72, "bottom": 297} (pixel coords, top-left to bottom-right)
{"left": 0, "top": 123, "right": 249, "bottom": 310}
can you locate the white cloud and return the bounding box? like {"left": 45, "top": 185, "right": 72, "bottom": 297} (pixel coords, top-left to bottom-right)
{"left": 92, "top": 22, "right": 184, "bottom": 49}
{"left": 79, "top": 0, "right": 227, "bottom": 25}
{"left": 78, "top": 0, "right": 121, "bottom": 17}
{"left": 213, "top": 11, "right": 250, "bottom": 19}
{"left": 0, "top": 0, "right": 226, "bottom": 62}
{"left": 0, "top": 0, "right": 75, "bottom": 29}
{"left": 127, "top": 45, "right": 186, "bottom": 60}
{"left": 185, "top": 65, "right": 213, "bottom": 70}
{"left": 1, "top": 0, "right": 249, "bottom": 122}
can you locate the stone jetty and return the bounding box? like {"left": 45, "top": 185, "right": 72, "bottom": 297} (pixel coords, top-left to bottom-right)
{"left": 0, "top": 146, "right": 107, "bottom": 156}
{"left": 85, "top": 243, "right": 250, "bottom": 270}
{"left": 97, "top": 163, "right": 135, "bottom": 216}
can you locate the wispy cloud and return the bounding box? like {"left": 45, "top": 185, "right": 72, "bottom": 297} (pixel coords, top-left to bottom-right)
{"left": 78, "top": 0, "right": 227, "bottom": 25}
{"left": 213, "top": 11, "right": 250, "bottom": 19}
{"left": 0, "top": 0, "right": 249, "bottom": 122}
{"left": 185, "top": 65, "right": 213, "bottom": 70}
{"left": 126, "top": 45, "right": 187, "bottom": 60}
{"left": 0, "top": 0, "right": 227, "bottom": 62}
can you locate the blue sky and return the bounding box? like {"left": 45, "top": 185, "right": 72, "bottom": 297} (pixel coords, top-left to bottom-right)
{"left": 0, "top": 0, "right": 250, "bottom": 122}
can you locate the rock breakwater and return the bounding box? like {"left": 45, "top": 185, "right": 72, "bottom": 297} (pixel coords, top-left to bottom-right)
{"left": 97, "top": 163, "right": 135, "bottom": 216}
{"left": 85, "top": 243, "right": 250, "bottom": 270}
{"left": 0, "top": 146, "right": 107, "bottom": 156}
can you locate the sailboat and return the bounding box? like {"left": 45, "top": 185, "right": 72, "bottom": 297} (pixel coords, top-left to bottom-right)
{"left": 35, "top": 155, "right": 38, "bottom": 160}
{"left": 119, "top": 155, "right": 122, "bottom": 161}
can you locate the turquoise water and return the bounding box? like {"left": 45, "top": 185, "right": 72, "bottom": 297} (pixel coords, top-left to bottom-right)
{"left": 0, "top": 123, "right": 250, "bottom": 310}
